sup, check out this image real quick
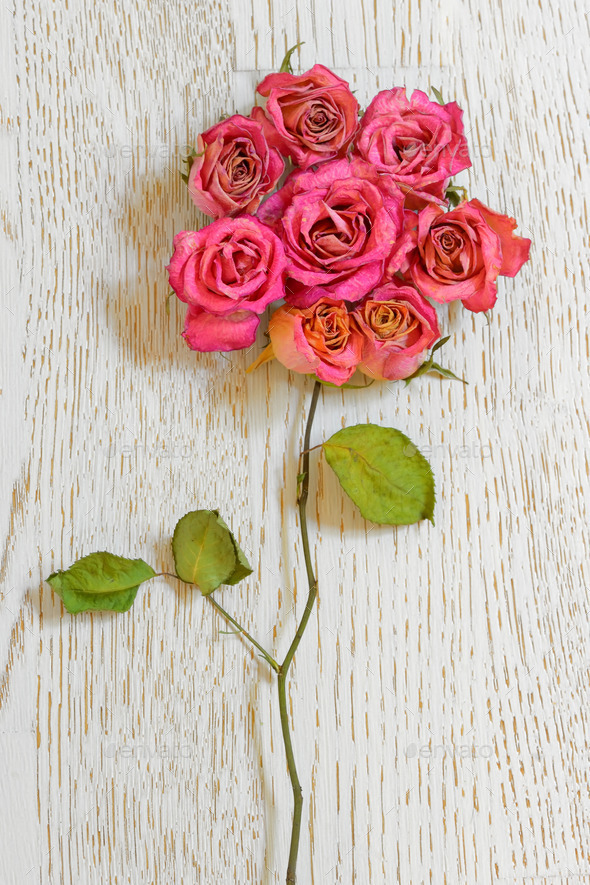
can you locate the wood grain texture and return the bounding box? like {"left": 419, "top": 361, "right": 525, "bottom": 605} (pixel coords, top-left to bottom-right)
{"left": 1, "top": 0, "right": 589, "bottom": 883}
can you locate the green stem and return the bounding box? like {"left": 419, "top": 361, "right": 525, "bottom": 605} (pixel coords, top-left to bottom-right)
{"left": 206, "top": 595, "right": 280, "bottom": 673}
{"left": 278, "top": 380, "right": 322, "bottom": 885}
{"left": 159, "top": 572, "right": 279, "bottom": 673}
{"left": 169, "top": 379, "right": 322, "bottom": 884}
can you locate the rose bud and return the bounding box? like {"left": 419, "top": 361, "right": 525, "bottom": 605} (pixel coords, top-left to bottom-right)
{"left": 257, "top": 157, "right": 407, "bottom": 305}
{"left": 253, "top": 64, "right": 359, "bottom": 170}
{"left": 410, "top": 199, "right": 531, "bottom": 312}
{"left": 353, "top": 282, "right": 440, "bottom": 381}
{"left": 187, "top": 114, "right": 284, "bottom": 219}
{"left": 268, "top": 297, "right": 363, "bottom": 386}
{"left": 167, "top": 217, "right": 287, "bottom": 352}
{"left": 355, "top": 87, "right": 471, "bottom": 205}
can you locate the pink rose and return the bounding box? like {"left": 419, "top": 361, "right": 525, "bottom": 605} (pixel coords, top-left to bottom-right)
{"left": 353, "top": 282, "right": 440, "bottom": 381}
{"left": 409, "top": 199, "right": 531, "bottom": 312}
{"left": 167, "top": 217, "right": 287, "bottom": 352}
{"left": 355, "top": 88, "right": 471, "bottom": 202}
{"left": 167, "top": 217, "right": 286, "bottom": 315}
{"left": 187, "top": 114, "right": 284, "bottom": 218}
{"left": 257, "top": 157, "right": 408, "bottom": 305}
{"left": 254, "top": 64, "right": 359, "bottom": 170}
{"left": 268, "top": 297, "right": 364, "bottom": 385}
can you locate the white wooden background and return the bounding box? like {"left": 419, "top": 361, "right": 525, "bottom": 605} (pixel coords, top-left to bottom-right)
{"left": 1, "top": 0, "right": 589, "bottom": 883}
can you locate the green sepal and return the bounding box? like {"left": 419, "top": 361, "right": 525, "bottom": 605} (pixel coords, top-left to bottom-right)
{"left": 404, "top": 360, "right": 434, "bottom": 384}
{"left": 428, "top": 362, "right": 468, "bottom": 383}
{"left": 404, "top": 337, "right": 466, "bottom": 385}
{"left": 445, "top": 183, "right": 468, "bottom": 207}
{"left": 181, "top": 147, "right": 204, "bottom": 182}
{"left": 431, "top": 86, "right": 445, "bottom": 105}
{"left": 431, "top": 335, "right": 451, "bottom": 355}
{"left": 279, "top": 42, "right": 304, "bottom": 74}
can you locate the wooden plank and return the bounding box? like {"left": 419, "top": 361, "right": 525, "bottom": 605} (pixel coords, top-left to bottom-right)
{"left": 1, "top": 0, "right": 589, "bottom": 882}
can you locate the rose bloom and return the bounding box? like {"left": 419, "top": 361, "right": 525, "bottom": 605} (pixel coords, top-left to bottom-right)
{"left": 268, "top": 296, "right": 364, "bottom": 385}
{"left": 254, "top": 64, "right": 359, "bottom": 169}
{"left": 353, "top": 282, "right": 440, "bottom": 381}
{"left": 187, "top": 114, "right": 284, "bottom": 218}
{"left": 167, "top": 217, "right": 287, "bottom": 352}
{"left": 355, "top": 88, "right": 471, "bottom": 203}
{"left": 409, "top": 199, "right": 531, "bottom": 312}
{"left": 257, "top": 157, "right": 410, "bottom": 306}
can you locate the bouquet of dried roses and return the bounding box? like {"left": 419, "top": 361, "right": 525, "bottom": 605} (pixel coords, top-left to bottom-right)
{"left": 170, "top": 61, "right": 529, "bottom": 376}
{"left": 47, "top": 48, "right": 530, "bottom": 885}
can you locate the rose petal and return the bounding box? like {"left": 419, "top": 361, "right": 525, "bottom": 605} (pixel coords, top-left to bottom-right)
{"left": 183, "top": 307, "right": 260, "bottom": 352}
{"left": 167, "top": 231, "right": 200, "bottom": 302}
{"left": 268, "top": 306, "right": 320, "bottom": 374}
{"left": 470, "top": 199, "right": 531, "bottom": 277}
{"left": 460, "top": 277, "right": 498, "bottom": 313}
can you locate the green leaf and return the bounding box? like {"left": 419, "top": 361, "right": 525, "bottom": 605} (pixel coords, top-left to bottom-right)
{"left": 47, "top": 553, "right": 156, "bottom": 614}
{"left": 323, "top": 424, "right": 435, "bottom": 526}
{"left": 172, "top": 509, "right": 252, "bottom": 594}
{"left": 279, "top": 41, "right": 304, "bottom": 74}
{"left": 431, "top": 86, "right": 445, "bottom": 105}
